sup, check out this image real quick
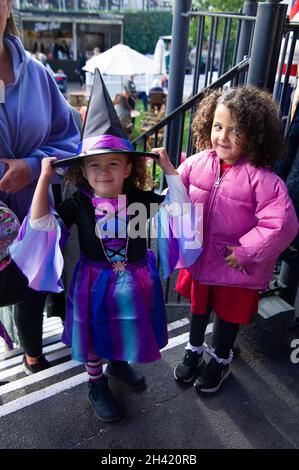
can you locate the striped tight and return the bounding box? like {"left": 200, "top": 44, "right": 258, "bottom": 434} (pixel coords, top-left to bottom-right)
{"left": 85, "top": 354, "right": 103, "bottom": 381}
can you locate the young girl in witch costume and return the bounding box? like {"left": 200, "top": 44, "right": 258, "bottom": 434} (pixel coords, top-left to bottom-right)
{"left": 152, "top": 86, "right": 298, "bottom": 394}
{"left": 10, "top": 70, "right": 200, "bottom": 422}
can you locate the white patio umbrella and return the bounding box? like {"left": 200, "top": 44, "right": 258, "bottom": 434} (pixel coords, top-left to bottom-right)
{"left": 83, "top": 43, "right": 157, "bottom": 75}
{"left": 153, "top": 38, "right": 166, "bottom": 74}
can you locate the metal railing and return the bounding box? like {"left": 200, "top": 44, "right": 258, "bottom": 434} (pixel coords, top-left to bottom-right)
{"left": 186, "top": 10, "right": 256, "bottom": 96}
{"left": 134, "top": 58, "right": 250, "bottom": 171}
{"left": 273, "top": 20, "right": 299, "bottom": 134}
{"left": 132, "top": 58, "right": 250, "bottom": 305}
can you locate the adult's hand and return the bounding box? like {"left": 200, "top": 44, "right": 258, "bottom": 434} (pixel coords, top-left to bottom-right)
{"left": 0, "top": 158, "right": 31, "bottom": 193}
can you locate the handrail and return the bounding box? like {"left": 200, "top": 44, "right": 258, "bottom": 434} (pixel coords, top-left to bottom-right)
{"left": 184, "top": 11, "right": 256, "bottom": 21}
{"left": 132, "top": 57, "right": 251, "bottom": 146}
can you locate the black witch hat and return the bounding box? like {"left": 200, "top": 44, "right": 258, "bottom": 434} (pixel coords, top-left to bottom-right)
{"left": 54, "top": 69, "right": 156, "bottom": 168}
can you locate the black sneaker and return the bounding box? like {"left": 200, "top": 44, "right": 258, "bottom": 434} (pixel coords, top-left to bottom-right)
{"left": 174, "top": 349, "right": 204, "bottom": 383}
{"left": 194, "top": 357, "right": 230, "bottom": 393}
{"left": 23, "top": 354, "right": 51, "bottom": 375}
{"left": 88, "top": 376, "right": 122, "bottom": 423}
{"left": 105, "top": 360, "right": 146, "bottom": 389}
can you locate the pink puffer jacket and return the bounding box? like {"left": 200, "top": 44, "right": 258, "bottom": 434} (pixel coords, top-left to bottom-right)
{"left": 178, "top": 149, "right": 299, "bottom": 289}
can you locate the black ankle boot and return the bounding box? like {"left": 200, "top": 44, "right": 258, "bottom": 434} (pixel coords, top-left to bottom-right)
{"left": 88, "top": 376, "right": 122, "bottom": 423}
{"left": 194, "top": 357, "right": 230, "bottom": 393}
{"left": 174, "top": 349, "right": 204, "bottom": 383}
{"left": 105, "top": 360, "right": 146, "bottom": 389}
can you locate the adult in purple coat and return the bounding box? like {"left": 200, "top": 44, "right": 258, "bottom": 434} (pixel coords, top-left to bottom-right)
{"left": 0, "top": 2, "right": 80, "bottom": 373}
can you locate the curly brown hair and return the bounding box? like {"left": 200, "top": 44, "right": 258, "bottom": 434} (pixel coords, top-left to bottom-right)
{"left": 64, "top": 153, "right": 153, "bottom": 193}
{"left": 191, "top": 86, "right": 286, "bottom": 169}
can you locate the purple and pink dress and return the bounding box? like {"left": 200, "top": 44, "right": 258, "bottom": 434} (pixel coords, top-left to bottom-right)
{"left": 10, "top": 180, "right": 201, "bottom": 364}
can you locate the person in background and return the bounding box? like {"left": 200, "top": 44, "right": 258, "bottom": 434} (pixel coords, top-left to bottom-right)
{"left": 124, "top": 75, "right": 148, "bottom": 112}
{"left": 0, "top": 1, "right": 80, "bottom": 374}
{"left": 275, "top": 100, "right": 299, "bottom": 327}
{"left": 85, "top": 46, "right": 101, "bottom": 92}
{"left": 75, "top": 51, "right": 86, "bottom": 89}
{"left": 161, "top": 74, "right": 168, "bottom": 91}
{"left": 149, "top": 78, "right": 163, "bottom": 93}
{"left": 113, "top": 93, "right": 132, "bottom": 133}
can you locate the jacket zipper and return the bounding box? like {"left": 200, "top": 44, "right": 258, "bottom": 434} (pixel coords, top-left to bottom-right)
{"left": 196, "top": 164, "right": 232, "bottom": 279}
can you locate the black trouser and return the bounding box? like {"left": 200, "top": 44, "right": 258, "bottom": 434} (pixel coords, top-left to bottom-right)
{"left": 189, "top": 308, "right": 239, "bottom": 359}
{"left": 14, "top": 292, "right": 46, "bottom": 357}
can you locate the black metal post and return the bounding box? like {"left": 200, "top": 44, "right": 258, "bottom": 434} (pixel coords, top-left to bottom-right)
{"left": 164, "top": 0, "right": 192, "bottom": 166}
{"left": 236, "top": 0, "right": 258, "bottom": 79}
{"left": 247, "top": 0, "right": 287, "bottom": 90}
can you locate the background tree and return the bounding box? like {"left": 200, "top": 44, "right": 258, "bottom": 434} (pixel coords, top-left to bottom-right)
{"left": 189, "top": 0, "right": 245, "bottom": 71}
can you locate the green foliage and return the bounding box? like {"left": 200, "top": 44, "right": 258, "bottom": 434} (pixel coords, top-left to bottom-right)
{"left": 123, "top": 11, "right": 172, "bottom": 55}
{"left": 189, "top": 0, "right": 244, "bottom": 70}
{"left": 192, "top": 0, "right": 243, "bottom": 12}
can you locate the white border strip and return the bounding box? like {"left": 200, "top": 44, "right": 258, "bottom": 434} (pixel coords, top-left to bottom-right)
{"left": 0, "top": 360, "right": 81, "bottom": 396}
{"left": 0, "top": 342, "right": 66, "bottom": 371}
{"left": 0, "top": 373, "right": 88, "bottom": 417}
{"left": 0, "top": 347, "right": 71, "bottom": 381}
{"left": 0, "top": 322, "right": 213, "bottom": 417}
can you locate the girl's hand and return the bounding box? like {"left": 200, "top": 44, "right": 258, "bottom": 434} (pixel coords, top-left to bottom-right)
{"left": 0, "top": 158, "right": 31, "bottom": 193}
{"left": 41, "top": 157, "right": 57, "bottom": 180}
{"left": 225, "top": 246, "right": 243, "bottom": 271}
{"left": 151, "top": 147, "right": 178, "bottom": 175}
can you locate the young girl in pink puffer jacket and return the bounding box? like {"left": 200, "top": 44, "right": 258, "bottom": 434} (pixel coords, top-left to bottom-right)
{"left": 153, "top": 86, "right": 298, "bottom": 394}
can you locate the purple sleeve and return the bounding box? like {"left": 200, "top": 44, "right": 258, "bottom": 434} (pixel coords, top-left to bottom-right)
{"left": 9, "top": 212, "right": 66, "bottom": 293}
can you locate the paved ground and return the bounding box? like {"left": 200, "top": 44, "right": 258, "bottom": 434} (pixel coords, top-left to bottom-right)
{"left": 0, "top": 302, "right": 298, "bottom": 450}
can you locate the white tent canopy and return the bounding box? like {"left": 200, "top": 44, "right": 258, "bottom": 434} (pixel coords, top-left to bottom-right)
{"left": 83, "top": 43, "right": 157, "bottom": 76}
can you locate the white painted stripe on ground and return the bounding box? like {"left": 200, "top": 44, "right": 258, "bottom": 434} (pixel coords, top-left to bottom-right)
{"left": 43, "top": 327, "right": 63, "bottom": 339}
{"left": 0, "top": 372, "right": 88, "bottom": 418}
{"left": 161, "top": 322, "right": 213, "bottom": 352}
{"left": 0, "top": 322, "right": 214, "bottom": 417}
{"left": 0, "top": 324, "right": 63, "bottom": 354}
{"left": 0, "top": 341, "right": 66, "bottom": 370}
{"left": 43, "top": 317, "right": 62, "bottom": 326}
{"left": 42, "top": 322, "right": 62, "bottom": 334}
{"left": 0, "top": 347, "right": 71, "bottom": 381}
{"left": 0, "top": 342, "right": 66, "bottom": 371}
{"left": 0, "top": 318, "right": 188, "bottom": 371}
{"left": 167, "top": 318, "right": 189, "bottom": 332}
{"left": 0, "top": 359, "right": 81, "bottom": 396}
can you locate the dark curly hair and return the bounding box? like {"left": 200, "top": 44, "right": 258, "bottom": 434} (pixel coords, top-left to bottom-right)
{"left": 191, "top": 86, "right": 287, "bottom": 169}
{"left": 64, "top": 153, "right": 153, "bottom": 193}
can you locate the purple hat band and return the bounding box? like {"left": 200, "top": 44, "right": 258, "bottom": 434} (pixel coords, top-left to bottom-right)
{"left": 81, "top": 134, "right": 135, "bottom": 154}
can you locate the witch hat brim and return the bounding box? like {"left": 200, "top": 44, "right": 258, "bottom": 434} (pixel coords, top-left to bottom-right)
{"left": 53, "top": 68, "right": 159, "bottom": 168}
{"left": 53, "top": 149, "right": 159, "bottom": 168}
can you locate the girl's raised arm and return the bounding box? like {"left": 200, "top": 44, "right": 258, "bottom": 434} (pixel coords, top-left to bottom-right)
{"left": 30, "top": 157, "right": 57, "bottom": 221}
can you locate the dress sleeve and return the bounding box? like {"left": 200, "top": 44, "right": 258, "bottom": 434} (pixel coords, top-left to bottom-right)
{"left": 155, "top": 174, "right": 203, "bottom": 278}
{"left": 9, "top": 209, "right": 65, "bottom": 293}
{"left": 30, "top": 213, "right": 58, "bottom": 231}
